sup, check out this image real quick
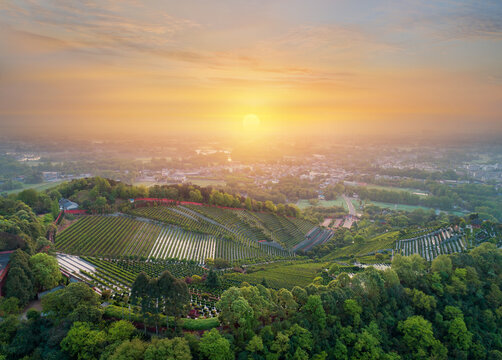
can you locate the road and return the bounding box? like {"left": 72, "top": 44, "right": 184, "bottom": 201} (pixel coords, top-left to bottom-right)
{"left": 342, "top": 195, "right": 357, "bottom": 228}
{"left": 343, "top": 195, "right": 356, "bottom": 216}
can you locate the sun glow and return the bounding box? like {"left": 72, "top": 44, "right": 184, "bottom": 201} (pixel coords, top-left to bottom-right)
{"left": 243, "top": 114, "right": 261, "bottom": 130}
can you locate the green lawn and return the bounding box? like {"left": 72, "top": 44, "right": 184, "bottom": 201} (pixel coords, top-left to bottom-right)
{"left": 224, "top": 261, "right": 329, "bottom": 289}
{"left": 365, "top": 201, "right": 433, "bottom": 212}
{"left": 296, "top": 197, "right": 347, "bottom": 210}
{"left": 364, "top": 184, "right": 428, "bottom": 196}
{"left": 4, "top": 180, "right": 66, "bottom": 195}
{"left": 362, "top": 200, "right": 466, "bottom": 217}
{"left": 185, "top": 178, "right": 226, "bottom": 187}
{"left": 323, "top": 231, "right": 399, "bottom": 260}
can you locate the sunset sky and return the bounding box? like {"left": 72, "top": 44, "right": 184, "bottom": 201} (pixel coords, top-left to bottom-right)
{"left": 1, "top": 0, "right": 501, "bottom": 138}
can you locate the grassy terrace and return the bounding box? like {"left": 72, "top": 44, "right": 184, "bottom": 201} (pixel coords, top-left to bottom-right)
{"left": 224, "top": 261, "right": 329, "bottom": 289}
{"left": 323, "top": 231, "right": 399, "bottom": 260}
{"left": 296, "top": 197, "right": 348, "bottom": 210}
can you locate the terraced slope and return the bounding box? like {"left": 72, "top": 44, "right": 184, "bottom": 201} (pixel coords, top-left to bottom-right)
{"left": 395, "top": 227, "right": 467, "bottom": 261}
{"left": 56, "top": 215, "right": 292, "bottom": 263}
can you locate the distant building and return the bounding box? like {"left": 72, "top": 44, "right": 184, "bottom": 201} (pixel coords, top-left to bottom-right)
{"left": 59, "top": 198, "right": 79, "bottom": 211}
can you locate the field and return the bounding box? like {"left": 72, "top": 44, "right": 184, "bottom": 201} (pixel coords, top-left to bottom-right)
{"left": 296, "top": 197, "right": 348, "bottom": 210}
{"left": 184, "top": 178, "right": 226, "bottom": 187}
{"left": 130, "top": 204, "right": 325, "bottom": 251}
{"left": 363, "top": 184, "right": 428, "bottom": 196}
{"left": 363, "top": 200, "right": 466, "bottom": 216}
{"left": 364, "top": 201, "right": 434, "bottom": 212}
{"left": 224, "top": 261, "right": 329, "bottom": 289}
{"left": 4, "top": 180, "right": 66, "bottom": 195}
{"left": 57, "top": 254, "right": 223, "bottom": 319}
{"left": 55, "top": 215, "right": 292, "bottom": 263}
{"left": 58, "top": 254, "right": 210, "bottom": 292}
{"left": 323, "top": 231, "right": 400, "bottom": 260}
{"left": 396, "top": 227, "right": 468, "bottom": 261}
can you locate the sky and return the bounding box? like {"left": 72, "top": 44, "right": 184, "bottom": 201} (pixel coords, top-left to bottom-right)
{"left": 0, "top": 0, "right": 501, "bottom": 139}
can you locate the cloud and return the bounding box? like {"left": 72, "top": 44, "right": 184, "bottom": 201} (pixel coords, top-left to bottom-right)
{"left": 397, "top": 1, "right": 502, "bottom": 41}
{"left": 1, "top": 0, "right": 200, "bottom": 54}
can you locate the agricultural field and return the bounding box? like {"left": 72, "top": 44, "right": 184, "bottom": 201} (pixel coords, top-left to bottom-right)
{"left": 363, "top": 200, "right": 434, "bottom": 212}
{"left": 323, "top": 231, "right": 400, "bottom": 260}
{"left": 363, "top": 184, "right": 428, "bottom": 196}
{"left": 296, "top": 197, "right": 348, "bottom": 210}
{"left": 55, "top": 215, "right": 292, "bottom": 263}
{"left": 58, "top": 254, "right": 208, "bottom": 292}
{"left": 131, "top": 204, "right": 322, "bottom": 250}
{"left": 395, "top": 227, "right": 467, "bottom": 261}
{"left": 294, "top": 227, "right": 334, "bottom": 252}
{"left": 57, "top": 254, "right": 223, "bottom": 318}
{"left": 224, "top": 261, "right": 330, "bottom": 289}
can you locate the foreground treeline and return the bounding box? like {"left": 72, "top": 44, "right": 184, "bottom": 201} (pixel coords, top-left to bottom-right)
{"left": 0, "top": 243, "right": 500, "bottom": 359}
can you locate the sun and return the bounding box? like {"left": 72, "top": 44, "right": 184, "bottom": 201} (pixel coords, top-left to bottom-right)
{"left": 242, "top": 114, "right": 261, "bottom": 130}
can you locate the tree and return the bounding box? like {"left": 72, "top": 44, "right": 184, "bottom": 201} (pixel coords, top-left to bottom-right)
{"left": 343, "top": 299, "right": 362, "bottom": 327}
{"left": 352, "top": 329, "right": 385, "bottom": 360}
{"left": 328, "top": 263, "right": 341, "bottom": 276}
{"left": 61, "top": 322, "right": 107, "bottom": 360}
{"left": 107, "top": 320, "right": 136, "bottom": 343}
{"left": 4, "top": 249, "right": 35, "bottom": 306}
{"left": 130, "top": 272, "right": 150, "bottom": 330}
{"left": 354, "top": 235, "right": 365, "bottom": 244}
{"left": 29, "top": 253, "right": 62, "bottom": 290}
{"left": 447, "top": 316, "right": 472, "bottom": 351}
{"left": 245, "top": 197, "right": 253, "bottom": 210}
{"left": 109, "top": 338, "right": 147, "bottom": 360}
{"left": 0, "top": 297, "right": 20, "bottom": 316}
{"left": 17, "top": 189, "right": 38, "bottom": 208}
{"left": 405, "top": 288, "right": 436, "bottom": 312}
{"left": 206, "top": 269, "right": 221, "bottom": 288}
{"left": 213, "top": 258, "right": 229, "bottom": 269}
{"left": 392, "top": 254, "right": 427, "bottom": 287}
{"left": 42, "top": 282, "right": 101, "bottom": 322}
{"left": 277, "top": 288, "right": 298, "bottom": 317}
{"left": 431, "top": 255, "right": 453, "bottom": 277}
{"left": 264, "top": 200, "right": 277, "bottom": 213}
{"left": 246, "top": 335, "right": 264, "bottom": 353}
{"left": 94, "top": 196, "right": 108, "bottom": 213}
{"left": 189, "top": 189, "right": 203, "bottom": 203}
{"left": 158, "top": 270, "right": 190, "bottom": 319}
{"left": 292, "top": 286, "right": 308, "bottom": 305}
{"left": 199, "top": 329, "right": 233, "bottom": 360}
{"left": 144, "top": 337, "right": 192, "bottom": 360}
{"left": 217, "top": 287, "right": 255, "bottom": 341}
{"left": 398, "top": 315, "right": 447, "bottom": 359}
{"left": 4, "top": 267, "right": 32, "bottom": 306}
{"left": 301, "top": 295, "right": 326, "bottom": 330}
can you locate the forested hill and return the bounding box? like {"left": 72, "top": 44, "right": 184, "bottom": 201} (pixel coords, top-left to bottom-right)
{"left": 1, "top": 243, "right": 501, "bottom": 358}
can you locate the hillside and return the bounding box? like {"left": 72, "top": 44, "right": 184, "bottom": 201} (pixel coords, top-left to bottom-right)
{"left": 127, "top": 203, "right": 332, "bottom": 251}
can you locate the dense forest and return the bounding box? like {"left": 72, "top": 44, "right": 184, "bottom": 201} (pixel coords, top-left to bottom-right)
{"left": 0, "top": 243, "right": 501, "bottom": 359}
